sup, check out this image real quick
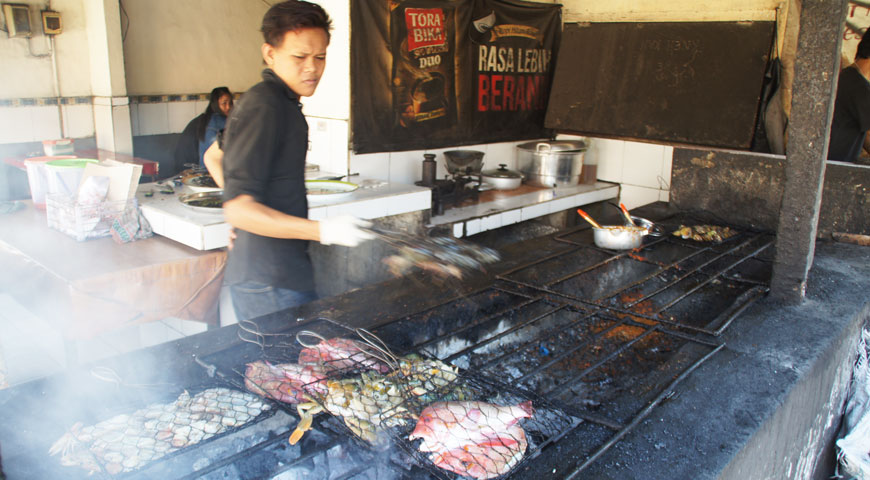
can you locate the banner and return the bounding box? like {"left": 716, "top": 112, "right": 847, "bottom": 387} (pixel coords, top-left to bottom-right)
{"left": 351, "top": 0, "right": 561, "bottom": 154}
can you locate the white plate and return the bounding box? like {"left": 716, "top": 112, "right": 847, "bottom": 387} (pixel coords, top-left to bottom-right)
{"left": 305, "top": 180, "right": 359, "bottom": 202}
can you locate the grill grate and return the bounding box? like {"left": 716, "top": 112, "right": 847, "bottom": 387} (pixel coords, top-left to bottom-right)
{"left": 38, "top": 213, "right": 773, "bottom": 479}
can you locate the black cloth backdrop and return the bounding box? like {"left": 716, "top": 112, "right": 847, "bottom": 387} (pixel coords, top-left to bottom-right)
{"left": 351, "top": 0, "right": 561, "bottom": 154}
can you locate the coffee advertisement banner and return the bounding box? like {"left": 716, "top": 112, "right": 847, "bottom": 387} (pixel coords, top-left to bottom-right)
{"left": 351, "top": 0, "right": 561, "bottom": 154}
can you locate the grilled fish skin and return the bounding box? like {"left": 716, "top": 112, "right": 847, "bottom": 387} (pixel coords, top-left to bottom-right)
{"left": 49, "top": 388, "right": 269, "bottom": 475}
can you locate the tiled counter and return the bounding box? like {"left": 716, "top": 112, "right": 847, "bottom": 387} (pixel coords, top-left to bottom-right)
{"left": 431, "top": 181, "right": 620, "bottom": 237}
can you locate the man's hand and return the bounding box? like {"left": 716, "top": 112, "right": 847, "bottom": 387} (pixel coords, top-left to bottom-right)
{"left": 319, "top": 216, "right": 375, "bottom": 247}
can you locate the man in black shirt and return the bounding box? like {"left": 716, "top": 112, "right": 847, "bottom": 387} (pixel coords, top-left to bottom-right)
{"left": 221, "top": 1, "right": 373, "bottom": 322}
{"left": 828, "top": 30, "right": 870, "bottom": 163}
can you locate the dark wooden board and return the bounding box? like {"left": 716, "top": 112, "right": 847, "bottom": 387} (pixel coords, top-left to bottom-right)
{"left": 545, "top": 22, "right": 775, "bottom": 149}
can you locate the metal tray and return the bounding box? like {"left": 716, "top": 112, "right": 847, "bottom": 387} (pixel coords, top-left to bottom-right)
{"left": 178, "top": 191, "right": 223, "bottom": 214}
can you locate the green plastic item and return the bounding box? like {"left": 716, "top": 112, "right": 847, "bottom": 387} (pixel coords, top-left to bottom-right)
{"left": 44, "top": 158, "right": 98, "bottom": 169}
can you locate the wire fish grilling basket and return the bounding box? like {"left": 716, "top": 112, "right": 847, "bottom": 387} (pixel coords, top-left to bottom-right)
{"left": 228, "top": 319, "right": 581, "bottom": 480}
{"left": 366, "top": 226, "right": 501, "bottom": 279}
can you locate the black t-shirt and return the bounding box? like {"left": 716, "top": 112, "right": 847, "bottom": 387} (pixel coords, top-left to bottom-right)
{"left": 828, "top": 66, "right": 870, "bottom": 162}
{"left": 222, "top": 69, "right": 314, "bottom": 292}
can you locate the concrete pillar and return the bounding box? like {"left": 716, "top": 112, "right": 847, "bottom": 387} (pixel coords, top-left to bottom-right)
{"left": 770, "top": 0, "right": 848, "bottom": 303}
{"left": 83, "top": 0, "right": 132, "bottom": 154}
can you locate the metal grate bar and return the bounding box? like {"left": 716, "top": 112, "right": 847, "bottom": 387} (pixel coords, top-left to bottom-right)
{"left": 497, "top": 275, "right": 715, "bottom": 335}
{"left": 260, "top": 438, "right": 344, "bottom": 479}
{"left": 471, "top": 306, "right": 615, "bottom": 371}
{"left": 175, "top": 434, "right": 339, "bottom": 480}
{"left": 496, "top": 244, "right": 585, "bottom": 277}
{"left": 563, "top": 343, "right": 726, "bottom": 479}
{"left": 362, "top": 286, "right": 494, "bottom": 333}
{"left": 543, "top": 326, "right": 662, "bottom": 398}
{"left": 515, "top": 321, "right": 658, "bottom": 387}
{"left": 329, "top": 464, "right": 371, "bottom": 480}
{"left": 653, "top": 239, "right": 772, "bottom": 313}
{"left": 411, "top": 297, "right": 540, "bottom": 352}
{"left": 574, "top": 245, "right": 714, "bottom": 302}
{"left": 704, "top": 285, "right": 769, "bottom": 336}
{"left": 623, "top": 234, "right": 770, "bottom": 309}
{"left": 443, "top": 303, "right": 569, "bottom": 363}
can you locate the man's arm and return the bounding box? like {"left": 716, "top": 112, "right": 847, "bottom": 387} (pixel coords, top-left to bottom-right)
{"left": 203, "top": 141, "right": 224, "bottom": 188}
{"left": 223, "top": 194, "right": 371, "bottom": 246}
{"left": 223, "top": 193, "right": 320, "bottom": 241}
{"left": 863, "top": 131, "right": 870, "bottom": 156}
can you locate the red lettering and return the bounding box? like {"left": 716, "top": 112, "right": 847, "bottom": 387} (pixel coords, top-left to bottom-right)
{"left": 478, "top": 75, "right": 490, "bottom": 112}
{"left": 406, "top": 8, "right": 445, "bottom": 50}
{"left": 515, "top": 76, "right": 526, "bottom": 110}
{"left": 503, "top": 75, "right": 515, "bottom": 111}
{"left": 491, "top": 75, "right": 502, "bottom": 111}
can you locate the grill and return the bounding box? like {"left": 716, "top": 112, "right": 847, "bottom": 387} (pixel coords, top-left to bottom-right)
{"left": 0, "top": 211, "right": 775, "bottom": 480}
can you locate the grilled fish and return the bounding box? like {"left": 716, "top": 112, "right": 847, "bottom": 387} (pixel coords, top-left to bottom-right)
{"left": 410, "top": 400, "right": 532, "bottom": 452}
{"left": 430, "top": 424, "right": 529, "bottom": 479}
{"left": 49, "top": 387, "right": 269, "bottom": 475}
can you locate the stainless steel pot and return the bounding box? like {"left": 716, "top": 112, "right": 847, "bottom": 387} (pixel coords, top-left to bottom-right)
{"left": 592, "top": 225, "right": 649, "bottom": 249}
{"left": 517, "top": 140, "right": 587, "bottom": 187}
{"left": 443, "top": 150, "right": 485, "bottom": 174}
{"left": 481, "top": 164, "right": 523, "bottom": 190}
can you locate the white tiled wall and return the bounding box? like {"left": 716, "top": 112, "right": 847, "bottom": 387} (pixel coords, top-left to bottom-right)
{"left": 62, "top": 104, "right": 96, "bottom": 139}
{"left": 349, "top": 140, "right": 535, "bottom": 185}
{"left": 305, "top": 116, "right": 349, "bottom": 175}
{"left": 167, "top": 101, "right": 197, "bottom": 134}
{"left": 0, "top": 105, "right": 71, "bottom": 144}
{"left": 570, "top": 134, "right": 673, "bottom": 210}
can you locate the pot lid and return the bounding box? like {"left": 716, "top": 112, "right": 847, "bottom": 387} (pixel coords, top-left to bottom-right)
{"left": 517, "top": 140, "right": 587, "bottom": 152}
{"left": 482, "top": 164, "right": 523, "bottom": 179}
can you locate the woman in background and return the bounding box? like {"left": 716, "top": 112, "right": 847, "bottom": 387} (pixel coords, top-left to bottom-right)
{"left": 196, "top": 87, "right": 233, "bottom": 166}
{"left": 172, "top": 86, "right": 233, "bottom": 174}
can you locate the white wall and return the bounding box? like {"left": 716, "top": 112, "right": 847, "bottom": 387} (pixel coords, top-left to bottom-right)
{"left": 0, "top": 0, "right": 92, "bottom": 99}
{"left": 120, "top": 0, "right": 267, "bottom": 95}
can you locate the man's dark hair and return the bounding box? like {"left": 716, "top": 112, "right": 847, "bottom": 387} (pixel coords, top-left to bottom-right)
{"left": 261, "top": 1, "right": 332, "bottom": 47}
{"left": 858, "top": 30, "right": 870, "bottom": 59}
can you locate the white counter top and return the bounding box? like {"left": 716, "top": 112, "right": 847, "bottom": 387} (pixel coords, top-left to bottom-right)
{"left": 136, "top": 178, "right": 431, "bottom": 250}
{"left": 430, "top": 181, "right": 620, "bottom": 237}
{"left": 306, "top": 178, "right": 431, "bottom": 221}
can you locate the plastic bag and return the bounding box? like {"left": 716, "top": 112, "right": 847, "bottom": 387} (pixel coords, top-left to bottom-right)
{"left": 836, "top": 328, "right": 870, "bottom": 479}
{"left": 110, "top": 205, "right": 153, "bottom": 244}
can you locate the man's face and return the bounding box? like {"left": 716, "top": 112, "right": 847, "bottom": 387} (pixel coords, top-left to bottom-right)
{"left": 262, "top": 28, "right": 329, "bottom": 97}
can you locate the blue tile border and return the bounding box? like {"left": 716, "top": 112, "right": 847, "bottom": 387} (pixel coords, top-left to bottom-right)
{"left": 0, "top": 92, "right": 244, "bottom": 107}
{"left": 0, "top": 96, "right": 91, "bottom": 107}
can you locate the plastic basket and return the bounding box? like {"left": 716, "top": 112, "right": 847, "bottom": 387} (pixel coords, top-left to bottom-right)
{"left": 46, "top": 194, "right": 139, "bottom": 241}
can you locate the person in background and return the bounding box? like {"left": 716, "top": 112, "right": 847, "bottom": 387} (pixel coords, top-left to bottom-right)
{"left": 173, "top": 87, "right": 233, "bottom": 174}
{"left": 221, "top": 0, "right": 373, "bottom": 322}
{"left": 828, "top": 30, "right": 870, "bottom": 163}
{"left": 197, "top": 87, "right": 233, "bottom": 166}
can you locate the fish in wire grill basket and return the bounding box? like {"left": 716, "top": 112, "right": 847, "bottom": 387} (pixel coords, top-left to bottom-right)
{"left": 368, "top": 226, "right": 501, "bottom": 279}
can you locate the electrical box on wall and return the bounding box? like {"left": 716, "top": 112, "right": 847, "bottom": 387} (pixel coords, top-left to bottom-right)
{"left": 41, "top": 10, "right": 60, "bottom": 35}
{"left": 2, "top": 3, "right": 32, "bottom": 38}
